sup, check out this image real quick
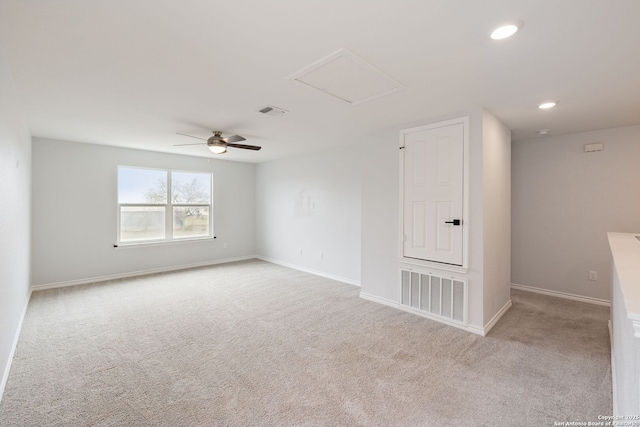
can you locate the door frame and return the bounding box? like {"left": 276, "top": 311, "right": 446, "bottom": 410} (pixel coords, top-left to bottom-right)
{"left": 398, "top": 116, "right": 470, "bottom": 273}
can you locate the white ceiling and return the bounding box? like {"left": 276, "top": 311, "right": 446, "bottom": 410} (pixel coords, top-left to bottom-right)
{"left": 1, "top": 0, "right": 639, "bottom": 163}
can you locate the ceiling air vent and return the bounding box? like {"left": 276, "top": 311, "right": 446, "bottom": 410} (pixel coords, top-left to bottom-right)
{"left": 258, "top": 105, "right": 288, "bottom": 117}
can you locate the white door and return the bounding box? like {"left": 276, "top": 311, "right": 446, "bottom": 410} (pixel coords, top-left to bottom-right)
{"left": 402, "top": 122, "right": 464, "bottom": 265}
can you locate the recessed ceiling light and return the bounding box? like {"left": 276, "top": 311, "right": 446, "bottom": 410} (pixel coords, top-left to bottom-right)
{"left": 538, "top": 101, "right": 557, "bottom": 109}
{"left": 537, "top": 129, "right": 549, "bottom": 135}
{"left": 490, "top": 20, "right": 523, "bottom": 40}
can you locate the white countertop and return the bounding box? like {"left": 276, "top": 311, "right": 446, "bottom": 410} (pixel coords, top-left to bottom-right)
{"left": 609, "top": 232, "right": 640, "bottom": 337}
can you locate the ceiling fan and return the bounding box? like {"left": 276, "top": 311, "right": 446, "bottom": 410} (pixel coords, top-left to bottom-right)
{"left": 174, "top": 131, "right": 261, "bottom": 154}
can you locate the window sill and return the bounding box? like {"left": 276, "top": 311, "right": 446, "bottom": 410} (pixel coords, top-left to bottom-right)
{"left": 114, "top": 236, "right": 216, "bottom": 249}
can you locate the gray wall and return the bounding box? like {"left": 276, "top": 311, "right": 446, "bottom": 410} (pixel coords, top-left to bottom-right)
{"left": 31, "top": 138, "right": 256, "bottom": 287}
{"left": 360, "top": 128, "right": 401, "bottom": 303}
{"left": 0, "top": 44, "right": 32, "bottom": 397}
{"left": 481, "top": 110, "right": 512, "bottom": 325}
{"left": 255, "top": 145, "right": 362, "bottom": 284}
{"left": 512, "top": 125, "right": 640, "bottom": 301}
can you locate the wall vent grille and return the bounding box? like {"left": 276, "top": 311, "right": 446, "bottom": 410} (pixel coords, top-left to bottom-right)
{"left": 258, "top": 105, "right": 288, "bottom": 116}
{"left": 400, "top": 269, "right": 467, "bottom": 325}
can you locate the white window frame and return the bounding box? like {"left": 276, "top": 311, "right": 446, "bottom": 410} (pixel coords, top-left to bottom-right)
{"left": 116, "top": 166, "right": 214, "bottom": 246}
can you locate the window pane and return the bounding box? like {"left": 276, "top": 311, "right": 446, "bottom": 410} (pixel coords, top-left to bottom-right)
{"left": 120, "top": 206, "right": 165, "bottom": 242}
{"left": 118, "top": 167, "right": 167, "bottom": 204}
{"left": 173, "top": 206, "right": 210, "bottom": 239}
{"left": 171, "top": 171, "right": 211, "bottom": 204}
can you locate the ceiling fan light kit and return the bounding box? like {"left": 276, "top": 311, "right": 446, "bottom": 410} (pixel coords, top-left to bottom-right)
{"left": 207, "top": 131, "right": 230, "bottom": 154}
{"left": 208, "top": 143, "right": 227, "bottom": 154}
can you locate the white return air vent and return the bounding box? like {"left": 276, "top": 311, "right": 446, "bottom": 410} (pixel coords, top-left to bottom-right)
{"left": 400, "top": 269, "right": 467, "bottom": 325}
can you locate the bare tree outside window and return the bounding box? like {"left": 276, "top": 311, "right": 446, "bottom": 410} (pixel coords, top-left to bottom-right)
{"left": 172, "top": 172, "right": 211, "bottom": 238}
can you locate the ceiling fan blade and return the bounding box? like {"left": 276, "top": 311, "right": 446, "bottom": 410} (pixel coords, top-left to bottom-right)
{"left": 176, "top": 132, "right": 207, "bottom": 141}
{"left": 224, "top": 135, "right": 246, "bottom": 143}
{"left": 227, "top": 143, "right": 261, "bottom": 151}
{"left": 174, "top": 142, "right": 206, "bottom": 146}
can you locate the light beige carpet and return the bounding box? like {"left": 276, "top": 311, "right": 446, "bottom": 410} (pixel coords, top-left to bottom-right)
{"left": 0, "top": 259, "right": 611, "bottom": 426}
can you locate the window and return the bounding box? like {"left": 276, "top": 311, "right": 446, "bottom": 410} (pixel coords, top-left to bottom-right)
{"left": 117, "top": 167, "right": 213, "bottom": 244}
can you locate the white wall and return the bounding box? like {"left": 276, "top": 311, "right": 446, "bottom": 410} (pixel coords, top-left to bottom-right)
{"left": 482, "top": 111, "right": 512, "bottom": 325}
{"left": 31, "top": 138, "right": 256, "bottom": 287}
{"left": 512, "top": 125, "right": 640, "bottom": 302}
{"left": 0, "top": 44, "right": 32, "bottom": 399}
{"left": 255, "top": 145, "right": 361, "bottom": 284}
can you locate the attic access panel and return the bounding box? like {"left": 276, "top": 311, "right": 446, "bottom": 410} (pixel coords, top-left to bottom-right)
{"left": 288, "top": 48, "right": 404, "bottom": 105}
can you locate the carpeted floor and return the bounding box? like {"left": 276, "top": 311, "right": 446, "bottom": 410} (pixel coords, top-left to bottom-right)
{"left": 0, "top": 259, "right": 612, "bottom": 426}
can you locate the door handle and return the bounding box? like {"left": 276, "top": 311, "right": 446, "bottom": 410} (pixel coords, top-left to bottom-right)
{"left": 444, "top": 219, "right": 462, "bottom": 226}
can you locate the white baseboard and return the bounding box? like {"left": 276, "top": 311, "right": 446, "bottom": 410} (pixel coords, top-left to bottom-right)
{"left": 31, "top": 255, "right": 258, "bottom": 291}
{"left": 483, "top": 299, "right": 513, "bottom": 335}
{"left": 360, "top": 292, "right": 488, "bottom": 336}
{"left": 256, "top": 256, "right": 361, "bottom": 287}
{"left": 398, "top": 304, "right": 486, "bottom": 336}
{"left": 359, "top": 292, "right": 397, "bottom": 308}
{"left": 1, "top": 289, "right": 32, "bottom": 403}
{"left": 511, "top": 283, "right": 610, "bottom": 307}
